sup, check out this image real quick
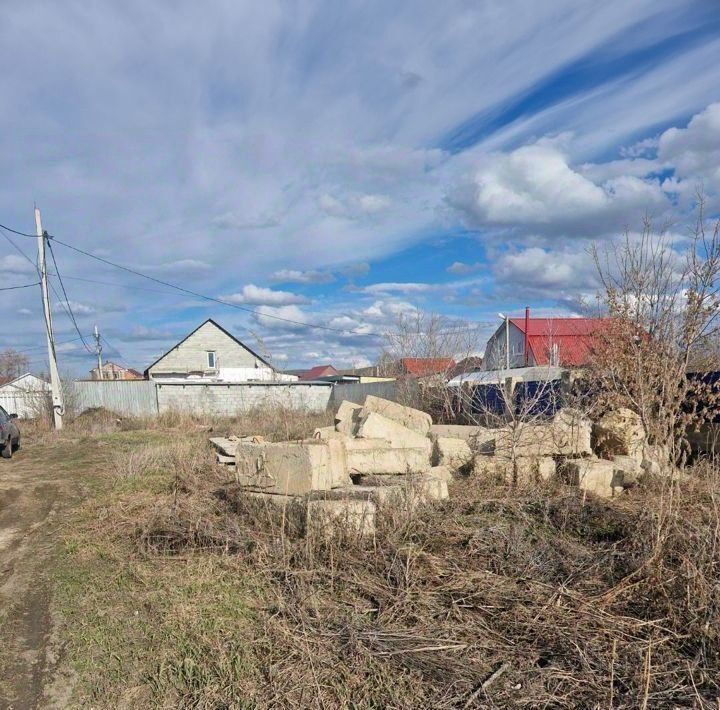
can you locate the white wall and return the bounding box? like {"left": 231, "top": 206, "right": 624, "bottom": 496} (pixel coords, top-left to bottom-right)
{"left": 156, "top": 382, "right": 332, "bottom": 414}
{"left": 484, "top": 322, "right": 531, "bottom": 370}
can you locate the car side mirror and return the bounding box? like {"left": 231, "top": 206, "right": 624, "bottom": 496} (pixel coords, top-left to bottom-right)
{"left": 8, "top": 413, "right": 18, "bottom": 420}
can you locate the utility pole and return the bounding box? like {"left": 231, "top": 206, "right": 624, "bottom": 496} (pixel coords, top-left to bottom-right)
{"left": 36, "top": 207, "right": 64, "bottom": 429}
{"left": 94, "top": 324, "right": 103, "bottom": 379}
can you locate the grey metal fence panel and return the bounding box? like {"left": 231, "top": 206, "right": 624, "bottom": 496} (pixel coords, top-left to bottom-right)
{"left": 70, "top": 380, "right": 159, "bottom": 417}
{"left": 329, "top": 381, "right": 399, "bottom": 409}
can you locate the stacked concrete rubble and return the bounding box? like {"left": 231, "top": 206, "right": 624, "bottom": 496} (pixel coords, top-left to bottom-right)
{"left": 432, "top": 407, "right": 663, "bottom": 498}
{"left": 210, "top": 396, "right": 449, "bottom": 538}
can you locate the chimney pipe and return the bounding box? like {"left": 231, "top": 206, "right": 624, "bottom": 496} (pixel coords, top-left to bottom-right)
{"left": 524, "top": 306, "right": 530, "bottom": 366}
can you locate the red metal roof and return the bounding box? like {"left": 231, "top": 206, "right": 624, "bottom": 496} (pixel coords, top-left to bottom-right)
{"left": 508, "top": 317, "right": 608, "bottom": 366}
{"left": 299, "top": 365, "right": 338, "bottom": 380}
{"left": 400, "top": 358, "right": 456, "bottom": 377}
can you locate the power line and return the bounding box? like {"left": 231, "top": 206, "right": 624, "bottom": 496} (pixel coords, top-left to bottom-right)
{"left": 13, "top": 334, "right": 94, "bottom": 354}
{"left": 2, "top": 220, "right": 499, "bottom": 337}
{"left": 46, "top": 239, "right": 94, "bottom": 354}
{"left": 0, "top": 281, "right": 39, "bottom": 291}
{"left": 0, "top": 222, "right": 36, "bottom": 238}
{"left": 49, "top": 236, "right": 368, "bottom": 335}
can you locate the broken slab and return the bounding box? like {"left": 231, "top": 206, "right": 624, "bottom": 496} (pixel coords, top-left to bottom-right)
{"left": 309, "top": 484, "right": 406, "bottom": 508}
{"left": 334, "top": 401, "right": 363, "bottom": 436}
{"left": 350, "top": 472, "right": 449, "bottom": 501}
{"left": 313, "top": 425, "right": 347, "bottom": 441}
{"left": 429, "top": 425, "right": 496, "bottom": 452}
{"left": 429, "top": 465, "right": 452, "bottom": 483}
{"left": 432, "top": 437, "right": 473, "bottom": 470}
{"left": 233, "top": 439, "right": 350, "bottom": 495}
{"left": 362, "top": 395, "right": 432, "bottom": 435}
{"left": 356, "top": 411, "right": 433, "bottom": 454}
{"left": 210, "top": 435, "right": 268, "bottom": 457}
{"left": 343, "top": 438, "right": 430, "bottom": 475}
{"left": 473, "top": 454, "right": 555, "bottom": 486}
{"left": 558, "top": 457, "right": 625, "bottom": 498}
{"left": 495, "top": 409, "right": 592, "bottom": 459}
{"left": 306, "top": 498, "right": 376, "bottom": 539}
{"left": 592, "top": 408, "right": 645, "bottom": 462}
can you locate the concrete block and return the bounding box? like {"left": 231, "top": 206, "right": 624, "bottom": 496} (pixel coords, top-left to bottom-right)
{"left": 592, "top": 408, "right": 645, "bottom": 462}
{"left": 495, "top": 409, "right": 591, "bottom": 459}
{"left": 344, "top": 438, "right": 431, "bottom": 474}
{"left": 351, "top": 472, "right": 448, "bottom": 502}
{"left": 473, "top": 454, "right": 555, "bottom": 485}
{"left": 432, "top": 437, "right": 473, "bottom": 469}
{"left": 335, "top": 401, "right": 362, "bottom": 435}
{"left": 313, "top": 425, "right": 347, "bottom": 441}
{"left": 429, "top": 465, "right": 452, "bottom": 483}
{"left": 234, "top": 440, "right": 343, "bottom": 495}
{"left": 429, "top": 425, "right": 496, "bottom": 452}
{"left": 559, "top": 457, "right": 621, "bottom": 497}
{"left": 326, "top": 437, "right": 352, "bottom": 488}
{"left": 309, "top": 484, "right": 406, "bottom": 507}
{"left": 306, "top": 498, "right": 376, "bottom": 538}
{"left": 362, "top": 395, "right": 432, "bottom": 435}
{"left": 356, "top": 411, "right": 433, "bottom": 454}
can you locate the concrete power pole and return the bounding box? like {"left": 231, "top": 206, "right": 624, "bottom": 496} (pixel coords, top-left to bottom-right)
{"left": 35, "top": 207, "right": 64, "bottom": 429}
{"left": 94, "top": 325, "right": 103, "bottom": 379}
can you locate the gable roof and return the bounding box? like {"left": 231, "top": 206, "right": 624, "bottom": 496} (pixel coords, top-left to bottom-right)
{"left": 400, "top": 357, "right": 456, "bottom": 377}
{"left": 143, "top": 319, "right": 274, "bottom": 375}
{"left": 299, "top": 365, "right": 338, "bottom": 381}
{"left": 0, "top": 373, "right": 50, "bottom": 391}
{"left": 508, "top": 317, "right": 608, "bottom": 366}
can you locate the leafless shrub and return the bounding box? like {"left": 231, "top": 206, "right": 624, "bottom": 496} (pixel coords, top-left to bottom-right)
{"left": 382, "top": 310, "right": 481, "bottom": 420}
{"left": 589, "top": 200, "right": 720, "bottom": 464}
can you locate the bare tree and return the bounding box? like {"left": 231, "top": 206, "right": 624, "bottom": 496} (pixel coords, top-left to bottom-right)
{"left": 454, "top": 334, "right": 589, "bottom": 487}
{"left": 589, "top": 201, "right": 720, "bottom": 464}
{"left": 381, "top": 310, "right": 481, "bottom": 420}
{"left": 0, "top": 349, "right": 30, "bottom": 384}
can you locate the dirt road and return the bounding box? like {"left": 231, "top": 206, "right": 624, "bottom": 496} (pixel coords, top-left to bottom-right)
{"left": 0, "top": 434, "right": 91, "bottom": 709}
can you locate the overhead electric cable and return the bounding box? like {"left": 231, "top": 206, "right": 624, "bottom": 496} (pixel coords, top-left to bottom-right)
{"left": 46, "top": 239, "right": 94, "bottom": 353}
{"left": 0, "top": 281, "right": 39, "bottom": 291}
{"left": 49, "top": 236, "right": 367, "bottom": 334}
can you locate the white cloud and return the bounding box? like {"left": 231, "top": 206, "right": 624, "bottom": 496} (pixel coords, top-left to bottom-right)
{"left": 494, "top": 247, "right": 597, "bottom": 294}
{"left": 447, "top": 142, "right": 667, "bottom": 235}
{"left": 362, "top": 282, "right": 432, "bottom": 295}
{"left": 270, "top": 269, "right": 336, "bottom": 285}
{"left": 150, "top": 260, "right": 213, "bottom": 277}
{"left": 221, "top": 284, "right": 310, "bottom": 306}
{"left": 447, "top": 261, "right": 482, "bottom": 274}
{"left": 252, "top": 304, "right": 309, "bottom": 330}
{"left": 0, "top": 255, "right": 35, "bottom": 275}
{"left": 53, "top": 300, "right": 95, "bottom": 316}
{"left": 658, "top": 102, "right": 720, "bottom": 195}
{"left": 122, "top": 325, "right": 174, "bottom": 341}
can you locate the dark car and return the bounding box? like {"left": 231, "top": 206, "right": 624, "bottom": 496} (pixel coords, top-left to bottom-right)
{"left": 0, "top": 405, "right": 20, "bottom": 459}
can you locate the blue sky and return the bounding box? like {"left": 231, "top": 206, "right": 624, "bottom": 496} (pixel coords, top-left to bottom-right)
{"left": 1, "top": 0, "right": 720, "bottom": 373}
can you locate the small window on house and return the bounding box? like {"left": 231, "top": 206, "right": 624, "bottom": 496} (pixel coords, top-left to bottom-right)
{"left": 207, "top": 351, "right": 217, "bottom": 369}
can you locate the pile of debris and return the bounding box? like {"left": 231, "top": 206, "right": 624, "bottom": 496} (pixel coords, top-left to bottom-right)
{"left": 211, "top": 397, "right": 665, "bottom": 538}
{"left": 210, "top": 396, "right": 450, "bottom": 538}
{"left": 438, "top": 406, "right": 662, "bottom": 497}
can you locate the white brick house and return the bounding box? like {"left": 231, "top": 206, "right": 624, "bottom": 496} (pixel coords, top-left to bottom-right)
{"left": 144, "top": 319, "right": 297, "bottom": 383}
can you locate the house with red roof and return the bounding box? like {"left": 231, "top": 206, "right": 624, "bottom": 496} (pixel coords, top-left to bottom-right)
{"left": 399, "top": 358, "right": 456, "bottom": 378}
{"left": 298, "top": 364, "right": 339, "bottom": 381}
{"left": 484, "top": 310, "right": 607, "bottom": 370}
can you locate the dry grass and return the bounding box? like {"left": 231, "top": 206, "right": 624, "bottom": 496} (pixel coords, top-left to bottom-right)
{"left": 50, "top": 417, "right": 720, "bottom": 709}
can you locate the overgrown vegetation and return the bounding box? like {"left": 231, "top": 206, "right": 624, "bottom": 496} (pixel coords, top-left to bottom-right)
{"left": 47, "top": 412, "right": 720, "bottom": 708}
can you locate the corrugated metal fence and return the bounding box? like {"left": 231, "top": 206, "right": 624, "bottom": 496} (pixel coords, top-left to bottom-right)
{"left": 4, "top": 379, "right": 404, "bottom": 419}
{"left": 0, "top": 391, "right": 47, "bottom": 418}
{"left": 68, "top": 380, "right": 159, "bottom": 417}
